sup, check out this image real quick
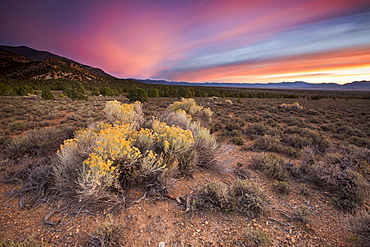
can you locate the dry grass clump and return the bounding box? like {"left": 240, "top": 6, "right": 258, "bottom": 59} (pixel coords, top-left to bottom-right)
{"left": 241, "top": 227, "right": 271, "bottom": 247}
{"left": 85, "top": 220, "right": 126, "bottom": 247}
{"left": 273, "top": 181, "right": 293, "bottom": 194}
{"left": 0, "top": 235, "right": 39, "bottom": 247}
{"left": 246, "top": 123, "right": 271, "bottom": 139}
{"left": 193, "top": 182, "right": 227, "bottom": 212}
{"left": 5, "top": 126, "right": 74, "bottom": 159}
{"left": 227, "top": 180, "right": 268, "bottom": 218}
{"left": 188, "top": 122, "right": 218, "bottom": 168}
{"left": 53, "top": 99, "right": 218, "bottom": 207}
{"left": 282, "top": 126, "right": 330, "bottom": 154}
{"left": 194, "top": 180, "right": 268, "bottom": 218}
{"left": 292, "top": 204, "right": 313, "bottom": 224}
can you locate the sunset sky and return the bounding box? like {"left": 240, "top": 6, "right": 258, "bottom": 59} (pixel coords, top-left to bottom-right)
{"left": 1, "top": 0, "right": 369, "bottom": 84}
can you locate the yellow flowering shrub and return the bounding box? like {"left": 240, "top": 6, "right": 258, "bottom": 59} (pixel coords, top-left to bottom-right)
{"left": 55, "top": 99, "right": 217, "bottom": 202}
{"left": 163, "top": 109, "right": 192, "bottom": 129}
{"left": 166, "top": 98, "right": 200, "bottom": 113}
{"left": 131, "top": 128, "right": 156, "bottom": 152}
{"left": 77, "top": 123, "right": 142, "bottom": 189}
{"left": 104, "top": 100, "right": 143, "bottom": 129}
{"left": 165, "top": 98, "right": 213, "bottom": 124}
{"left": 152, "top": 120, "right": 195, "bottom": 156}
{"left": 190, "top": 122, "right": 218, "bottom": 166}
{"left": 139, "top": 150, "right": 165, "bottom": 176}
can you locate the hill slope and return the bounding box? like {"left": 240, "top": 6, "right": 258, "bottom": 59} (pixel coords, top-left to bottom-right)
{"left": 0, "top": 45, "right": 112, "bottom": 78}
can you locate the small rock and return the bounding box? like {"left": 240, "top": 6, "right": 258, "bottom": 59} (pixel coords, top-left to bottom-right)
{"left": 158, "top": 241, "right": 165, "bottom": 247}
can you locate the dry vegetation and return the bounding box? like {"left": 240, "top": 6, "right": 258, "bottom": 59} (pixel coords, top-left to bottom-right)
{"left": 0, "top": 93, "right": 369, "bottom": 246}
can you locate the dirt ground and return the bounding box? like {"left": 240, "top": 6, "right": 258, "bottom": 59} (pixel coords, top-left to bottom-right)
{"left": 0, "top": 143, "right": 361, "bottom": 246}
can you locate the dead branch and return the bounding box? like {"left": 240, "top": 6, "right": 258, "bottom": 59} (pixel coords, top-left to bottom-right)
{"left": 43, "top": 208, "right": 61, "bottom": 227}
{"left": 267, "top": 217, "right": 294, "bottom": 228}
{"left": 130, "top": 192, "right": 147, "bottom": 205}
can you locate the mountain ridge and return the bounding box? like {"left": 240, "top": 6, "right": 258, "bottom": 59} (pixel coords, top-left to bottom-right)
{"left": 0, "top": 45, "right": 113, "bottom": 79}
{"left": 0, "top": 46, "right": 142, "bottom": 90}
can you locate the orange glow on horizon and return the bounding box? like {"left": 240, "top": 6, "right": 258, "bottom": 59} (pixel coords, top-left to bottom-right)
{"left": 169, "top": 46, "right": 370, "bottom": 84}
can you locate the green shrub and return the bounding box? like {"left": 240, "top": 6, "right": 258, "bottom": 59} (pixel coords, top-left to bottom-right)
{"left": 65, "top": 82, "right": 88, "bottom": 100}
{"left": 13, "top": 85, "right": 34, "bottom": 96}
{"left": 282, "top": 133, "right": 310, "bottom": 149}
{"left": 41, "top": 86, "right": 55, "bottom": 100}
{"left": 346, "top": 136, "right": 370, "bottom": 148}
{"left": 253, "top": 135, "right": 280, "bottom": 152}
{"left": 193, "top": 182, "right": 227, "bottom": 212}
{"left": 252, "top": 153, "right": 288, "bottom": 181}
{"left": 246, "top": 123, "right": 270, "bottom": 138}
{"left": 91, "top": 87, "right": 101, "bottom": 96}
{"left": 283, "top": 126, "right": 330, "bottom": 153}
{"left": 99, "top": 86, "right": 120, "bottom": 96}
{"left": 127, "top": 87, "right": 148, "bottom": 103}
{"left": 194, "top": 181, "right": 268, "bottom": 218}
{"left": 189, "top": 122, "right": 218, "bottom": 168}
{"left": 227, "top": 180, "right": 267, "bottom": 218}
{"left": 231, "top": 136, "right": 244, "bottom": 145}
{"left": 225, "top": 122, "right": 243, "bottom": 132}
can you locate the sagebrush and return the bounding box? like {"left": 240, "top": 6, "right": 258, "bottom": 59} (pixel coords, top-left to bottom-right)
{"left": 54, "top": 98, "right": 218, "bottom": 206}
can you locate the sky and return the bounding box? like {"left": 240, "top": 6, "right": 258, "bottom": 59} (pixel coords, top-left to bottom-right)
{"left": 1, "top": 0, "right": 370, "bottom": 84}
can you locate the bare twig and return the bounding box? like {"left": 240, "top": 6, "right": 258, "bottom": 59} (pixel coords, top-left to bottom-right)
{"left": 186, "top": 185, "right": 197, "bottom": 191}
{"left": 176, "top": 191, "right": 194, "bottom": 215}
{"left": 43, "top": 208, "right": 61, "bottom": 227}
{"left": 130, "top": 192, "right": 147, "bottom": 205}
{"left": 275, "top": 209, "right": 293, "bottom": 219}
{"left": 267, "top": 217, "right": 294, "bottom": 227}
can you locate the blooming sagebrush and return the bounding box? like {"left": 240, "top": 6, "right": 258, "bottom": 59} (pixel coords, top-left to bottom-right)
{"left": 55, "top": 99, "right": 217, "bottom": 203}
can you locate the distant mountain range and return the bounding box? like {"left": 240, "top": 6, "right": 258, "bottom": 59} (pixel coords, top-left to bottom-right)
{"left": 134, "top": 79, "right": 370, "bottom": 91}
{"left": 1, "top": 45, "right": 369, "bottom": 91}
